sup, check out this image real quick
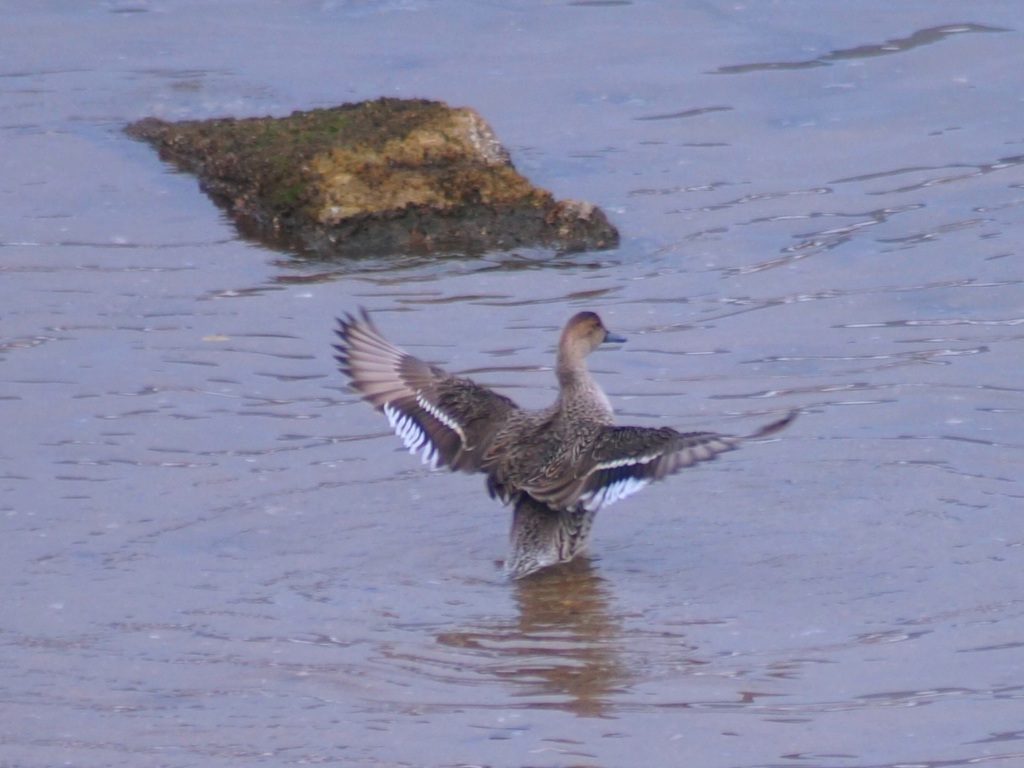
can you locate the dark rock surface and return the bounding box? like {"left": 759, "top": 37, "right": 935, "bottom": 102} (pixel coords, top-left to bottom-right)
{"left": 126, "top": 98, "right": 619, "bottom": 257}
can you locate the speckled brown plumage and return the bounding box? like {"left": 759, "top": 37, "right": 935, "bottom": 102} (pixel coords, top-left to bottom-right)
{"left": 334, "top": 308, "right": 795, "bottom": 578}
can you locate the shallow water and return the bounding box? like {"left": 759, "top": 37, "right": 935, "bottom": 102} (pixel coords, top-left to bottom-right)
{"left": 3, "top": 2, "right": 1024, "bottom": 767}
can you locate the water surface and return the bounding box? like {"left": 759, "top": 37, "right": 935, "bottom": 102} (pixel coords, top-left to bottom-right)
{"left": 3, "top": 2, "right": 1024, "bottom": 767}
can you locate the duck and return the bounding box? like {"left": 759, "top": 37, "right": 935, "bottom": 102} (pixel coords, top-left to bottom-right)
{"left": 334, "top": 308, "right": 795, "bottom": 578}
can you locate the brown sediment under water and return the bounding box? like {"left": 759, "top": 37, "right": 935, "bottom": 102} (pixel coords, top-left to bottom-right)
{"left": 3, "top": 3, "right": 1023, "bottom": 767}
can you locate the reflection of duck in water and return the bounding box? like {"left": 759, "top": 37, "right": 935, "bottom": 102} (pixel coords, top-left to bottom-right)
{"left": 439, "top": 558, "right": 626, "bottom": 718}
{"left": 335, "top": 309, "right": 795, "bottom": 578}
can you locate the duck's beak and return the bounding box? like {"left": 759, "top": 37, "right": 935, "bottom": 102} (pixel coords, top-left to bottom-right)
{"left": 602, "top": 329, "right": 627, "bottom": 345}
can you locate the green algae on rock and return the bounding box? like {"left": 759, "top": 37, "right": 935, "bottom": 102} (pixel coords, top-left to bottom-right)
{"left": 125, "top": 98, "right": 618, "bottom": 257}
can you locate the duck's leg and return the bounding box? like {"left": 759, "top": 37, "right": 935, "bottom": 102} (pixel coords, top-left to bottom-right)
{"left": 505, "top": 495, "right": 597, "bottom": 579}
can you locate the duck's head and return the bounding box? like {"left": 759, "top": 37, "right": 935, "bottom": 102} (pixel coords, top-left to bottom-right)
{"left": 558, "top": 311, "right": 626, "bottom": 363}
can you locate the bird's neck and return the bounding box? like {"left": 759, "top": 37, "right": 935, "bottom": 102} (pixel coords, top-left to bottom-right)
{"left": 555, "top": 359, "right": 613, "bottom": 420}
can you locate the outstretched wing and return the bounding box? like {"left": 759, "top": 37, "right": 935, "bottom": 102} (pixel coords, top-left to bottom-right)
{"left": 559, "top": 411, "right": 797, "bottom": 513}
{"left": 574, "top": 426, "right": 739, "bottom": 512}
{"left": 334, "top": 309, "right": 519, "bottom": 472}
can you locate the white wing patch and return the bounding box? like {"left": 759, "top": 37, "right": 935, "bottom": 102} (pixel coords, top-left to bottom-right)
{"left": 579, "top": 453, "right": 661, "bottom": 512}
{"left": 415, "top": 393, "right": 466, "bottom": 442}
{"left": 581, "top": 476, "right": 651, "bottom": 512}
{"left": 593, "top": 453, "right": 661, "bottom": 470}
{"left": 383, "top": 402, "right": 440, "bottom": 470}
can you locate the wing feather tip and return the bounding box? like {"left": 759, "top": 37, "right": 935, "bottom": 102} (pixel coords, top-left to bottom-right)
{"left": 746, "top": 409, "right": 799, "bottom": 440}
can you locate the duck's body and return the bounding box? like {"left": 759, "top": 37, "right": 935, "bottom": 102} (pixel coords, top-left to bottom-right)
{"left": 334, "top": 309, "right": 794, "bottom": 578}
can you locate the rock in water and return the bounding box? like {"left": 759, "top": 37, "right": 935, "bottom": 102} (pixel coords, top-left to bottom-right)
{"left": 126, "top": 98, "right": 618, "bottom": 258}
